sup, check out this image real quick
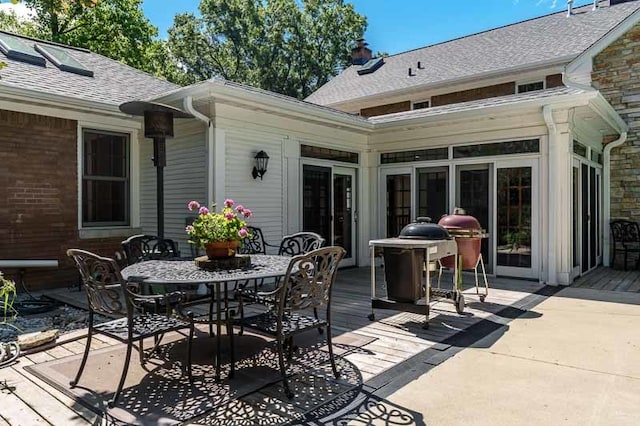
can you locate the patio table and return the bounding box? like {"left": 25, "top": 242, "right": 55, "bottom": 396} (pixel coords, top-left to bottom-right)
{"left": 121, "top": 254, "right": 293, "bottom": 380}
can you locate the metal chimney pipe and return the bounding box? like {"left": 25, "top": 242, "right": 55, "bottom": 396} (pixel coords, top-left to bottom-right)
{"left": 592, "top": 0, "right": 598, "bottom": 10}
{"left": 567, "top": 0, "right": 574, "bottom": 17}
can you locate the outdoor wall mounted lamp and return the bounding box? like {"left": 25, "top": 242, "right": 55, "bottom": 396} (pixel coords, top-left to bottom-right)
{"left": 252, "top": 150, "right": 269, "bottom": 180}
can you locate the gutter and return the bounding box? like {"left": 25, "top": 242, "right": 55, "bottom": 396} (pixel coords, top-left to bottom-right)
{"left": 183, "top": 96, "right": 216, "bottom": 206}
{"left": 603, "top": 131, "right": 628, "bottom": 267}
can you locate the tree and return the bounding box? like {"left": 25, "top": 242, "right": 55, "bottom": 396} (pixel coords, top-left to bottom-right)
{"left": 167, "top": 0, "right": 367, "bottom": 99}
{"left": 0, "top": 0, "right": 168, "bottom": 76}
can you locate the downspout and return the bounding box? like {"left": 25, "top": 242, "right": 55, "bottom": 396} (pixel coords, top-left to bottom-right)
{"left": 603, "top": 131, "right": 627, "bottom": 266}
{"left": 183, "top": 96, "right": 215, "bottom": 206}
{"left": 543, "top": 105, "right": 557, "bottom": 285}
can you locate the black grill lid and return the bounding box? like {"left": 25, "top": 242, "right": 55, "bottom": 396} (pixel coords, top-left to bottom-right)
{"left": 398, "top": 217, "right": 451, "bottom": 240}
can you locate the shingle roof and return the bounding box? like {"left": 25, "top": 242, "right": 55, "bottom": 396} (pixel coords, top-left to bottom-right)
{"left": 0, "top": 31, "right": 178, "bottom": 107}
{"left": 306, "top": 1, "right": 640, "bottom": 107}
{"left": 368, "top": 86, "right": 585, "bottom": 124}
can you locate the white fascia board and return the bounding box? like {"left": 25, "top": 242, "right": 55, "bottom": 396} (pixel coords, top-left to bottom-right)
{"left": 371, "top": 91, "right": 597, "bottom": 130}
{"left": 566, "top": 8, "right": 640, "bottom": 75}
{"left": 589, "top": 92, "right": 629, "bottom": 133}
{"left": 149, "top": 79, "right": 374, "bottom": 133}
{"left": 326, "top": 56, "right": 575, "bottom": 111}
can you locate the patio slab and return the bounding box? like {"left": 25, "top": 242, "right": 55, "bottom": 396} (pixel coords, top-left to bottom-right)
{"left": 370, "top": 287, "right": 640, "bottom": 426}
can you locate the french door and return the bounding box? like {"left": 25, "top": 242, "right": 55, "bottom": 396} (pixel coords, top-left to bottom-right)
{"left": 572, "top": 159, "right": 602, "bottom": 277}
{"left": 302, "top": 164, "right": 357, "bottom": 266}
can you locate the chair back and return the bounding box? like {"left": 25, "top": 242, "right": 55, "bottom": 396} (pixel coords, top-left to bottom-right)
{"left": 239, "top": 226, "right": 268, "bottom": 254}
{"left": 121, "top": 234, "right": 180, "bottom": 265}
{"left": 277, "top": 246, "right": 345, "bottom": 314}
{"left": 67, "top": 249, "right": 131, "bottom": 317}
{"left": 610, "top": 220, "right": 640, "bottom": 246}
{"left": 278, "top": 232, "right": 325, "bottom": 256}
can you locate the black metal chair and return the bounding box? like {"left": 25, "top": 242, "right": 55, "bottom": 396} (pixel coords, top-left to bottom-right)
{"left": 121, "top": 234, "right": 180, "bottom": 265}
{"left": 610, "top": 220, "right": 640, "bottom": 270}
{"left": 241, "top": 246, "right": 345, "bottom": 398}
{"left": 66, "top": 249, "right": 194, "bottom": 408}
{"left": 277, "top": 231, "right": 325, "bottom": 256}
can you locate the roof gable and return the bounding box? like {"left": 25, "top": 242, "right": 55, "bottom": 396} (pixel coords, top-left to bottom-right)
{"left": 0, "top": 31, "right": 178, "bottom": 108}
{"left": 306, "top": 1, "right": 640, "bottom": 107}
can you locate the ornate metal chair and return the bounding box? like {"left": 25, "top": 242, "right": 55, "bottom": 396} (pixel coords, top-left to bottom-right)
{"left": 241, "top": 246, "right": 346, "bottom": 398}
{"left": 610, "top": 220, "right": 640, "bottom": 270}
{"left": 121, "top": 234, "right": 180, "bottom": 265}
{"left": 277, "top": 231, "right": 325, "bottom": 256}
{"left": 66, "top": 249, "right": 194, "bottom": 408}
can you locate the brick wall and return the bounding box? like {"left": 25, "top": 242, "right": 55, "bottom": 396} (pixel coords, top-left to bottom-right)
{"left": 0, "top": 110, "right": 123, "bottom": 290}
{"left": 592, "top": 23, "right": 640, "bottom": 220}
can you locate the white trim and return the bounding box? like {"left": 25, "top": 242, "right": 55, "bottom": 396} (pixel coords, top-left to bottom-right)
{"left": 214, "top": 128, "right": 226, "bottom": 208}
{"left": 603, "top": 131, "right": 628, "bottom": 267}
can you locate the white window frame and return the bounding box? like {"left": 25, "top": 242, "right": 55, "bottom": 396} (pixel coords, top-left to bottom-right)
{"left": 77, "top": 122, "right": 140, "bottom": 239}
{"left": 411, "top": 98, "right": 431, "bottom": 110}
{"left": 516, "top": 79, "right": 546, "bottom": 94}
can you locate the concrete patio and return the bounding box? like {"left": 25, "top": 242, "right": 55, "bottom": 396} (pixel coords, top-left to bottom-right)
{"left": 1, "top": 266, "right": 639, "bottom": 424}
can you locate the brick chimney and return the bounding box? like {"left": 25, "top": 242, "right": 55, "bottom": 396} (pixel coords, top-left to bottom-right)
{"left": 351, "top": 39, "right": 372, "bottom": 65}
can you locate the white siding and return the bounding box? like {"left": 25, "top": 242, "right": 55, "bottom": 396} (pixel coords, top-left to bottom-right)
{"left": 139, "top": 119, "right": 208, "bottom": 255}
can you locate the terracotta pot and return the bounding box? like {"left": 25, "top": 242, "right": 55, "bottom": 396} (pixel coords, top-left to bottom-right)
{"left": 204, "top": 240, "right": 239, "bottom": 259}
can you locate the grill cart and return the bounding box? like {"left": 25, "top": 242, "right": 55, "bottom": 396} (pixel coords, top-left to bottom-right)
{"left": 368, "top": 217, "right": 462, "bottom": 329}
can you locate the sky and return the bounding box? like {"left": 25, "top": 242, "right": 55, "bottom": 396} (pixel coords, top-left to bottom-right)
{"left": 141, "top": 0, "right": 598, "bottom": 55}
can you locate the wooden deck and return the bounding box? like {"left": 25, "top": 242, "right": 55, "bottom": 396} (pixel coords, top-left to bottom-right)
{"left": 572, "top": 266, "right": 640, "bottom": 292}
{"left": 0, "top": 267, "right": 548, "bottom": 425}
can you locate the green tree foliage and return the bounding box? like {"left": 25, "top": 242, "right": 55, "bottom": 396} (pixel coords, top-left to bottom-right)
{"left": 167, "top": 0, "right": 367, "bottom": 98}
{"left": 0, "top": 0, "right": 168, "bottom": 76}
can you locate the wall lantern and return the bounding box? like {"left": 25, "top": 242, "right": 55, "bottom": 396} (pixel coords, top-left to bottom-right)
{"left": 252, "top": 150, "right": 269, "bottom": 180}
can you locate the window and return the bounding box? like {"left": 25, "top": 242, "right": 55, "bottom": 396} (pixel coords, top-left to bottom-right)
{"left": 35, "top": 44, "right": 93, "bottom": 77}
{"left": 381, "top": 147, "right": 448, "bottom": 164}
{"left": 573, "top": 141, "right": 587, "bottom": 158}
{"left": 82, "top": 129, "right": 130, "bottom": 227}
{"left": 517, "top": 81, "right": 544, "bottom": 93}
{"left": 301, "top": 144, "right": 359, "bottom": 164}
{"left": 412, "top": 100, "right": 430, "bottom": 110}
{"left": 453, "top": 139, "right": 539, "bottom": 159}
{"left": 0, "top": 33, "right": 45, "bottom": 66}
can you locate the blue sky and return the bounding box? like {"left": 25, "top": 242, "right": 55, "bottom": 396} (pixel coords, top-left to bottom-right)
{"left": 142, "top": 0, "right": 596, "bottom": 55}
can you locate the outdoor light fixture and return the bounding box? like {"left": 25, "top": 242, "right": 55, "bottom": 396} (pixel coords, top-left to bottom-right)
{"left": 252, "top": 150, "right": 269, "bottom": 180}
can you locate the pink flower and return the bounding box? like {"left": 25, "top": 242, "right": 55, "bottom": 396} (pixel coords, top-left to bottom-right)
{"left": 185, "top": 225, "right": 194, "bottom": 232}
{"left": 224, "top": 199, "right": 234, "bottom": 207}
{"left": 224, "top": 212, "right": 235, "bottom": 220}
{"left": 235, "top": 205, "right": 245, "bottom": 213}
{"left": 243, "top": 209, "right": 252, "bottom": 218}
{"left": 187, "top": 200, "right": 200, "bottom": 211}
{"left": 238, "top": 228, "right": 248, "bottom": 238}
{"left": 198, "top": 206, "right": 209, "bottom": 215}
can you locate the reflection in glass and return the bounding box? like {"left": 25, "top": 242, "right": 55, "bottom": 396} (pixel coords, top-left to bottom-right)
{"left": 497, "top": 167, "right": 532, "bottom": 268}
{"left": 417, "top": 167, "right": 448, "bottom": 222}
{"left": 386, "top": 174, "right": 411, "bottom": 237}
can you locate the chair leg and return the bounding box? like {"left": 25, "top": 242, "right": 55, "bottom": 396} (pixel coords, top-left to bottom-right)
{"left": 624, "top": 249, "right": 628, "bottom": 271}
{"left": 227, "top": 314, "right": 235, "bottom": 378}
{"left": 326, "top": 325, "right": 340, "bottom": 380}
{"left": 209, "top": 297, "right": 214, "bottom": 337}
{"left": 277, "top": 336, "right": 293, "bottom": 399}
{"left": 70, "top": 327, "right": 93, "bottom": 387}
{"left": 313, "top": 308, "right": 323, "bottom": 334}
{"left": 187, "top": 325, "right": 194, "bottom": 383}
{"left": 109, "top": 340, "right": 133, "bottom": 408}
{"left": 138, "top": 338, "right": 145, "bottom": 365}
{"left": 238, "top": 293, "right": 245, "bottom": 337}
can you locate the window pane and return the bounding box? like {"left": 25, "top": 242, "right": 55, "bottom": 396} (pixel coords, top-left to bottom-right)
{"left": 83, "top": 180, "right": 127, "bottom": 224}
{"left": 381, "top": 147, "right": 448, "bottom": 164}
{"left": 417, "top": 167, "right": 448, "bottom": 222}
{"left": 573, "top": 141, "right": 587, "bottom": 158}
{"left": 84, "top": 131, "right": 127, "bottom": 177}
{"left": 517, "top": 81, "right": 544, "bottom": 93}
{"left": 497, "top": 167, "right": 532, "bottom": 268}
{"left": 386, "top": 174, "right": 411, "bottom": 237}
{"left": 300, "top": 144, "right": 358, "bottom": 164}
{"left": 453, "top": 139, "right": 539, "bottom": 159}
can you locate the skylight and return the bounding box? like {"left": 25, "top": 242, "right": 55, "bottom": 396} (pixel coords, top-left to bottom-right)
{"left": 0, "top": 33, "right": 45, "bottom": 66}
{"left": 35, "top": 44, "right": 94, "bottom": 77}
{"left": 357, "top": 57, "right": 384, "bottom": 76}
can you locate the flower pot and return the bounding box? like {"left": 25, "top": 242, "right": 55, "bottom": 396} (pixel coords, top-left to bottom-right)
{"left": 205, "top": 240, "right": 239, "bottom": 259}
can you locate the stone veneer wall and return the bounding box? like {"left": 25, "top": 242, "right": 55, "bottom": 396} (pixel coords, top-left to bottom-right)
{"left": 592, "top": 22, "right": 640, "bottom": 220}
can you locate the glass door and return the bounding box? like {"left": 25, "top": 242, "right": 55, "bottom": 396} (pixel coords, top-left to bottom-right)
{"left": 572, "top": 159, "right": 602, "bottom": 276}
{"left": 333, "top": 167, "right": 357, "bottom": 267}
{"left": 457, "top": 164, "right": 492, "bottom": 273}
{"left": 495, "top": 160, "right": 538, "bottom": 278}
{"left": 303, "top": 165, "right": 332, "bottom": 241}
{"left": 417, "top": 166, "right": 449, "bottom": 222}
{"left": 382, "top": 169, "right": 412, "bottom": 237}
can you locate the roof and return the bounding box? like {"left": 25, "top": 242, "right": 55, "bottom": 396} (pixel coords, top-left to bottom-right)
{"left": 0, "top": 31, "right": 178, "bottom": 108}
{"left": 306, "top": 1, "right": 640, "bottom": 107}
{"left": 368, "top": 86, "right": 586, "bottom": 124}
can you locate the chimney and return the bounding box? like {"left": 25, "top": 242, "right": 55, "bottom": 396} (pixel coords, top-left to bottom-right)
{"left": 351, "top": 39, "right": 372, "bottom": 66}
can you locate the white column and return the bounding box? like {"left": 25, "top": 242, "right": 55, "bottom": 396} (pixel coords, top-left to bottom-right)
{"left": 284, "top": 138, "right": 300, "bottom": 235}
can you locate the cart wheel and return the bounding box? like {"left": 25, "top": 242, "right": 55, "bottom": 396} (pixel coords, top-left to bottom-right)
{"left": 479, "top": 295, "right": 486, "bottom": 303}
{"left": 455, "top": 294, "right": 465, "bottom": 314}
{"left": 368, "top": 313, "right": 375, "bottom": 321}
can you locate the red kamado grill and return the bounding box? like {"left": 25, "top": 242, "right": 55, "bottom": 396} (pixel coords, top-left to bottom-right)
{"left": 437, "top": 208, "right": 489, "bottom": 302}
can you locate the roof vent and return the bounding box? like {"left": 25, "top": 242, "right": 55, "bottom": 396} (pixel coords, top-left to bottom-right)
{"left": 0, "top": 33, "right": 45, "bottom": 66}
{"left": 357, "top": 57, "right": 384, "bottom": 75}
{"left": 417, "top": 61, "right": 425, "bottom": 70}
{"left": 408, "top": 67, "right": 415, "bottom": 77}
{"left": 567, "top": 0, "right": 574, "bottom": 17}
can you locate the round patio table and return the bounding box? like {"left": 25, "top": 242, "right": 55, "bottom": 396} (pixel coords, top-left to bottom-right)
{"left": 121, "top": 254, "right": 293, "bottom": 380}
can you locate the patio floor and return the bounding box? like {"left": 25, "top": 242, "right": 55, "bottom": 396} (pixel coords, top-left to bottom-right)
{"left": 1, "top": 267, "right": 555, "bottom": 425}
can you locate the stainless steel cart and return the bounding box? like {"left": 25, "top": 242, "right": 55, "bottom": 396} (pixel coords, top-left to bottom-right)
{"left": 368, "top": 238, "right": 460, "bottom": 329}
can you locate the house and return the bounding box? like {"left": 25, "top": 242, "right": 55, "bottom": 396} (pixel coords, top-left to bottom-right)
{"left": 1, "top": 0, "right": 639, "bottom": 290}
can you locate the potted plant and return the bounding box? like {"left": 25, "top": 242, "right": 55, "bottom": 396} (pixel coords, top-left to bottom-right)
{"left": 186, "top": 199, "right": 252, "bottom": 259}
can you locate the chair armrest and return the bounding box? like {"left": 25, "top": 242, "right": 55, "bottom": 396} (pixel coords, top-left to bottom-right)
{"left": 130, "top": 291, "right": 185, "bottom": 314}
